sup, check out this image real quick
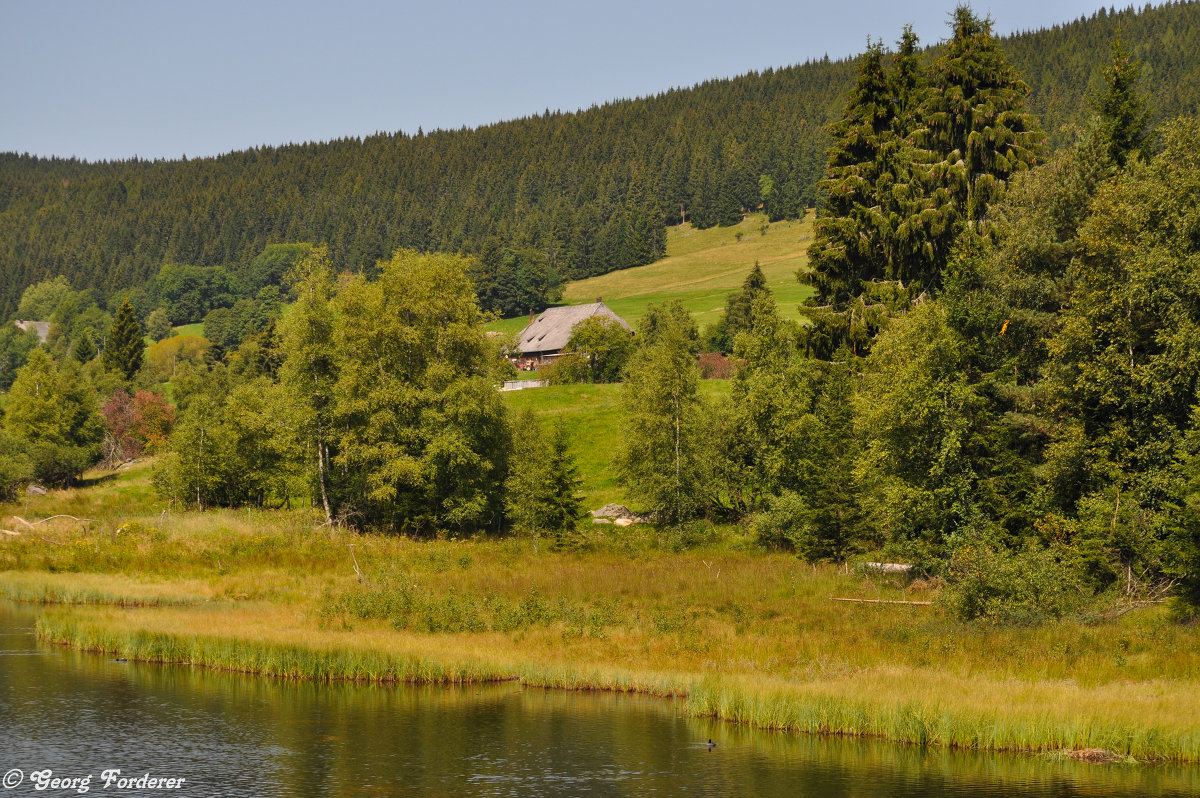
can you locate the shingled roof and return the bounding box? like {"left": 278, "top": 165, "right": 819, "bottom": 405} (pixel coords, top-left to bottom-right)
{"left": 515, "top": 301, "right": 632, "bottom": 356}
{"left": 14, "top": 320, "right": 50, "bottom": 344}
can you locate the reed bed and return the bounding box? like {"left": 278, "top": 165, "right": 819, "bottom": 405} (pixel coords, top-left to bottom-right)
{"left": 7, "top": 460, "right": 1200, "bottom": 763}
{"left": 30, "top": 601, "right": 1200, "bottom": 763}
{"left": 0, "top": 571, "right": 213, "bottom": 606}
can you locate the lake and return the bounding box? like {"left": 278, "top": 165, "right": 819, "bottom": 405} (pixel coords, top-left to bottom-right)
{"left": 1, "top": 602, "right": 1195, "bottom": 796}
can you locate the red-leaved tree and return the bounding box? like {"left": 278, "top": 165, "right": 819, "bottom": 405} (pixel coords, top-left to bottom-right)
{"left": 101, "top": 390, "right": 175, "bottom": 463}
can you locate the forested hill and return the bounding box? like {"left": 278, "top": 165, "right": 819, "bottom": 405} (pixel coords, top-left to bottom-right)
{"left": 3, "top": 2, "right": 1200, "bottom": 320}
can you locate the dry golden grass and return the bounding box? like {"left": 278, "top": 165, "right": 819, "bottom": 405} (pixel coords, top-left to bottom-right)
{"left": 7, "top": 460, "right": 1200, "bottom": 761}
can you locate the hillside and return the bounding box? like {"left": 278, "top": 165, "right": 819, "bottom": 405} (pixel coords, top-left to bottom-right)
{"left": 488, "top": 212, "right": 811, "bottom": 337}
{"left": 3, "top": 2, "right": 1200, "bottom": 320}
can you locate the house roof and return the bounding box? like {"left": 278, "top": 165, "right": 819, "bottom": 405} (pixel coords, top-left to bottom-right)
{"left": 515, "top": 302, "right": 632, "bottom": 355}
{"left": 14, "top": 320, "right": 50, "bottom": 344}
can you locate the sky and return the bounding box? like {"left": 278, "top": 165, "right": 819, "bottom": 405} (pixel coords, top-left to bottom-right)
{"left": 2, "top": 0, "right": 1109, "bottom": 163}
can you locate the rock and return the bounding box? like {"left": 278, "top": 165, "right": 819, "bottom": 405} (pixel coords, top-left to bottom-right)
{"left": 592, "top": 517, "right": 612, "bottom": 525}
{"left": 591, "top": 503, "right": 636, "bottom": 520}
{"left": 613, "top": 518, "right": 635, "bottom": 527}
{"left": 25, "top": 484, "right": 47, "bottom": 496}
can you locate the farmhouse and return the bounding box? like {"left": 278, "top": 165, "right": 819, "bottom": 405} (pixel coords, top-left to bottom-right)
{"left": 513, "top": 300, "right": 632, "bottom": 367}
{"left": 14, "top": 320, "right": 50, "bottom": 344}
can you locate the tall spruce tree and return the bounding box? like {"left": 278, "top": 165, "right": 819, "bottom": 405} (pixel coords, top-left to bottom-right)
{"left": 102, "top": 297, "right": 144, "bottom": 380}
{"left": 1094, "top": 37, "right": 1153, "bottom": 167}
{"left": 807, "top": 40, "right": 896, "bottom": 308}
{"left": 709, "top": 262, "right": 772, "bottom": 353}
{"left": 920, "top": 6, "right": 1043, "bottom": 231}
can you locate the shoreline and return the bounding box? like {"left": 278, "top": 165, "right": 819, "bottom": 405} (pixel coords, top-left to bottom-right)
{"left": 26, "top": 599, "right": 1196, "bottom": 765}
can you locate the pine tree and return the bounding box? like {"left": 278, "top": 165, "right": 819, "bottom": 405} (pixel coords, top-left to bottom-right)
{"left": 891, "top": 26, "right": 924, "bottom": 133}
{"left": 506, "top": 411, "right": 584, "bottom": 551}
{"left": 72, "top": 328, "right": 96, "bottom": 363}
{"left": 102, "top": 297, "right": 144, "bottom": 380}
{"left": 710, "top": 262, "right": 772, "bottom": 353}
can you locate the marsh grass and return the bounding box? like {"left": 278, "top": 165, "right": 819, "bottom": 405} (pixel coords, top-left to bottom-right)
{"left": 0, "top": 571, "right": 212, "bottom": 606}
{"left": 7, "top": 459, "right": 1200, "bottom": 762}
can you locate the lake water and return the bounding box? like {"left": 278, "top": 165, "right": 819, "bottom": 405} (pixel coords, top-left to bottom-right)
{"left": 1, "top": 602, "right": 1196, "bottom": 797}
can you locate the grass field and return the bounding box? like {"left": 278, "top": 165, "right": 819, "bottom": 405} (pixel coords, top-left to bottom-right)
{"left": 488, "top": 212, "right": 813, "bottom": 338}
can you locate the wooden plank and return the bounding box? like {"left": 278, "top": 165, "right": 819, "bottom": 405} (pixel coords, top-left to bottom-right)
{"left": 829, "top": 597, "right": 932, "bottom": 606}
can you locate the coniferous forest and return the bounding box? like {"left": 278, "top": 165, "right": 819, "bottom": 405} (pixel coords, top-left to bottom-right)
{"left": 3, "top": 3, "right": 1200, "bottom": 322}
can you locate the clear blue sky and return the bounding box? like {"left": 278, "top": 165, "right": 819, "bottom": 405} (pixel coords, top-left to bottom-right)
{"left": 2, "top": 0, "right": 1108, "bottom": 162}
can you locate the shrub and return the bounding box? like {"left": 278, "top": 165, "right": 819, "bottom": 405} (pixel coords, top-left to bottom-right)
{"left": 942, "top": 543, "right": 1087, "bottom": 625}
{"left": 752, "top": 491, "right": 815, "bottom": 553}
{"left": 698, "top": 352, "right": 738, "bottom": 379}
{"left": 101, "top": 390, "right": 176, "bottom": 462}
{"left": 541, "top": 352, "right": 589, "bottom": 385}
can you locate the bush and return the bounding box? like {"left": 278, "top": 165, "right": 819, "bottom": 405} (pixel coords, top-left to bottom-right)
{"left": 942, "top": 544, "right": 1087, "bottom": 625}
{"left": 541, "top": 352, "right": 589, "bottom": 385}
{"left": 752, "top": 491, "right": 816, "bottom": 553}
{"left": 698, "top": 352, "right": 738, "bottom": 379}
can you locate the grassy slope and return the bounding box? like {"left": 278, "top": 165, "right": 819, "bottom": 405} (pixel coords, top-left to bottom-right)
{"left": 488, "top": 212, "right": 812, "bottom": 338}
{"left": 172, "top": 322, "right": 204, "bottom": 337}
{"left": 4, "top": 447, "right": 1200, "bottom": 765}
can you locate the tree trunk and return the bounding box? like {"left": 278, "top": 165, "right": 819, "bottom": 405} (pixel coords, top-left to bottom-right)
{"left": 318, "top": 441, "right": 332, "bottom": 525}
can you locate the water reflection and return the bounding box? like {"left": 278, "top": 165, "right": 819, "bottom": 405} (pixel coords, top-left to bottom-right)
{"left": 0, "top": 602, "right": 1196, "bottom": 796}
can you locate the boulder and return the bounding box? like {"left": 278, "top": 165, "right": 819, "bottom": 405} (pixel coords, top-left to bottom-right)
{"left": 590, "top": 503, "right": 635, "bottom": 519}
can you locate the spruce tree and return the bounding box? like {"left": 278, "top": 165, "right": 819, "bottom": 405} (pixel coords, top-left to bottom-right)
{"left": 72, "top": 328, "right": 96, "bottom": 363}
{"left": 1094, "top": 37, "right": 1153, "bottom": 167}
{"left": 807, "top": 40, "right": 896, "bottom": 308}
{"left": 103, "top": 297, "right": 144, "bottom": 380}
{"left": 920, "top": 6, "right": 1043, "bottom": 229}
{"left": 711, "top": 262, "right": 771, "bottom": 353}
{"left": 506, "top": 411, "right": 584, "bottom": 550}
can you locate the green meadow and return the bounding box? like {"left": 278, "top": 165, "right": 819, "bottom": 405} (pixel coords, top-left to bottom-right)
{"left": 171, "top": 322, "right": 205, "bottom": 337}
{"left": 503, "top": 381, "right": 732, "bottom": 507}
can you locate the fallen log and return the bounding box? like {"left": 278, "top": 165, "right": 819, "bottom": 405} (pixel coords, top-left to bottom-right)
{"left": 11, "top": 515, "right": 96, "bottom": 527}
{"left": 830, "top": 597, "right": 932, "bottom": 606}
